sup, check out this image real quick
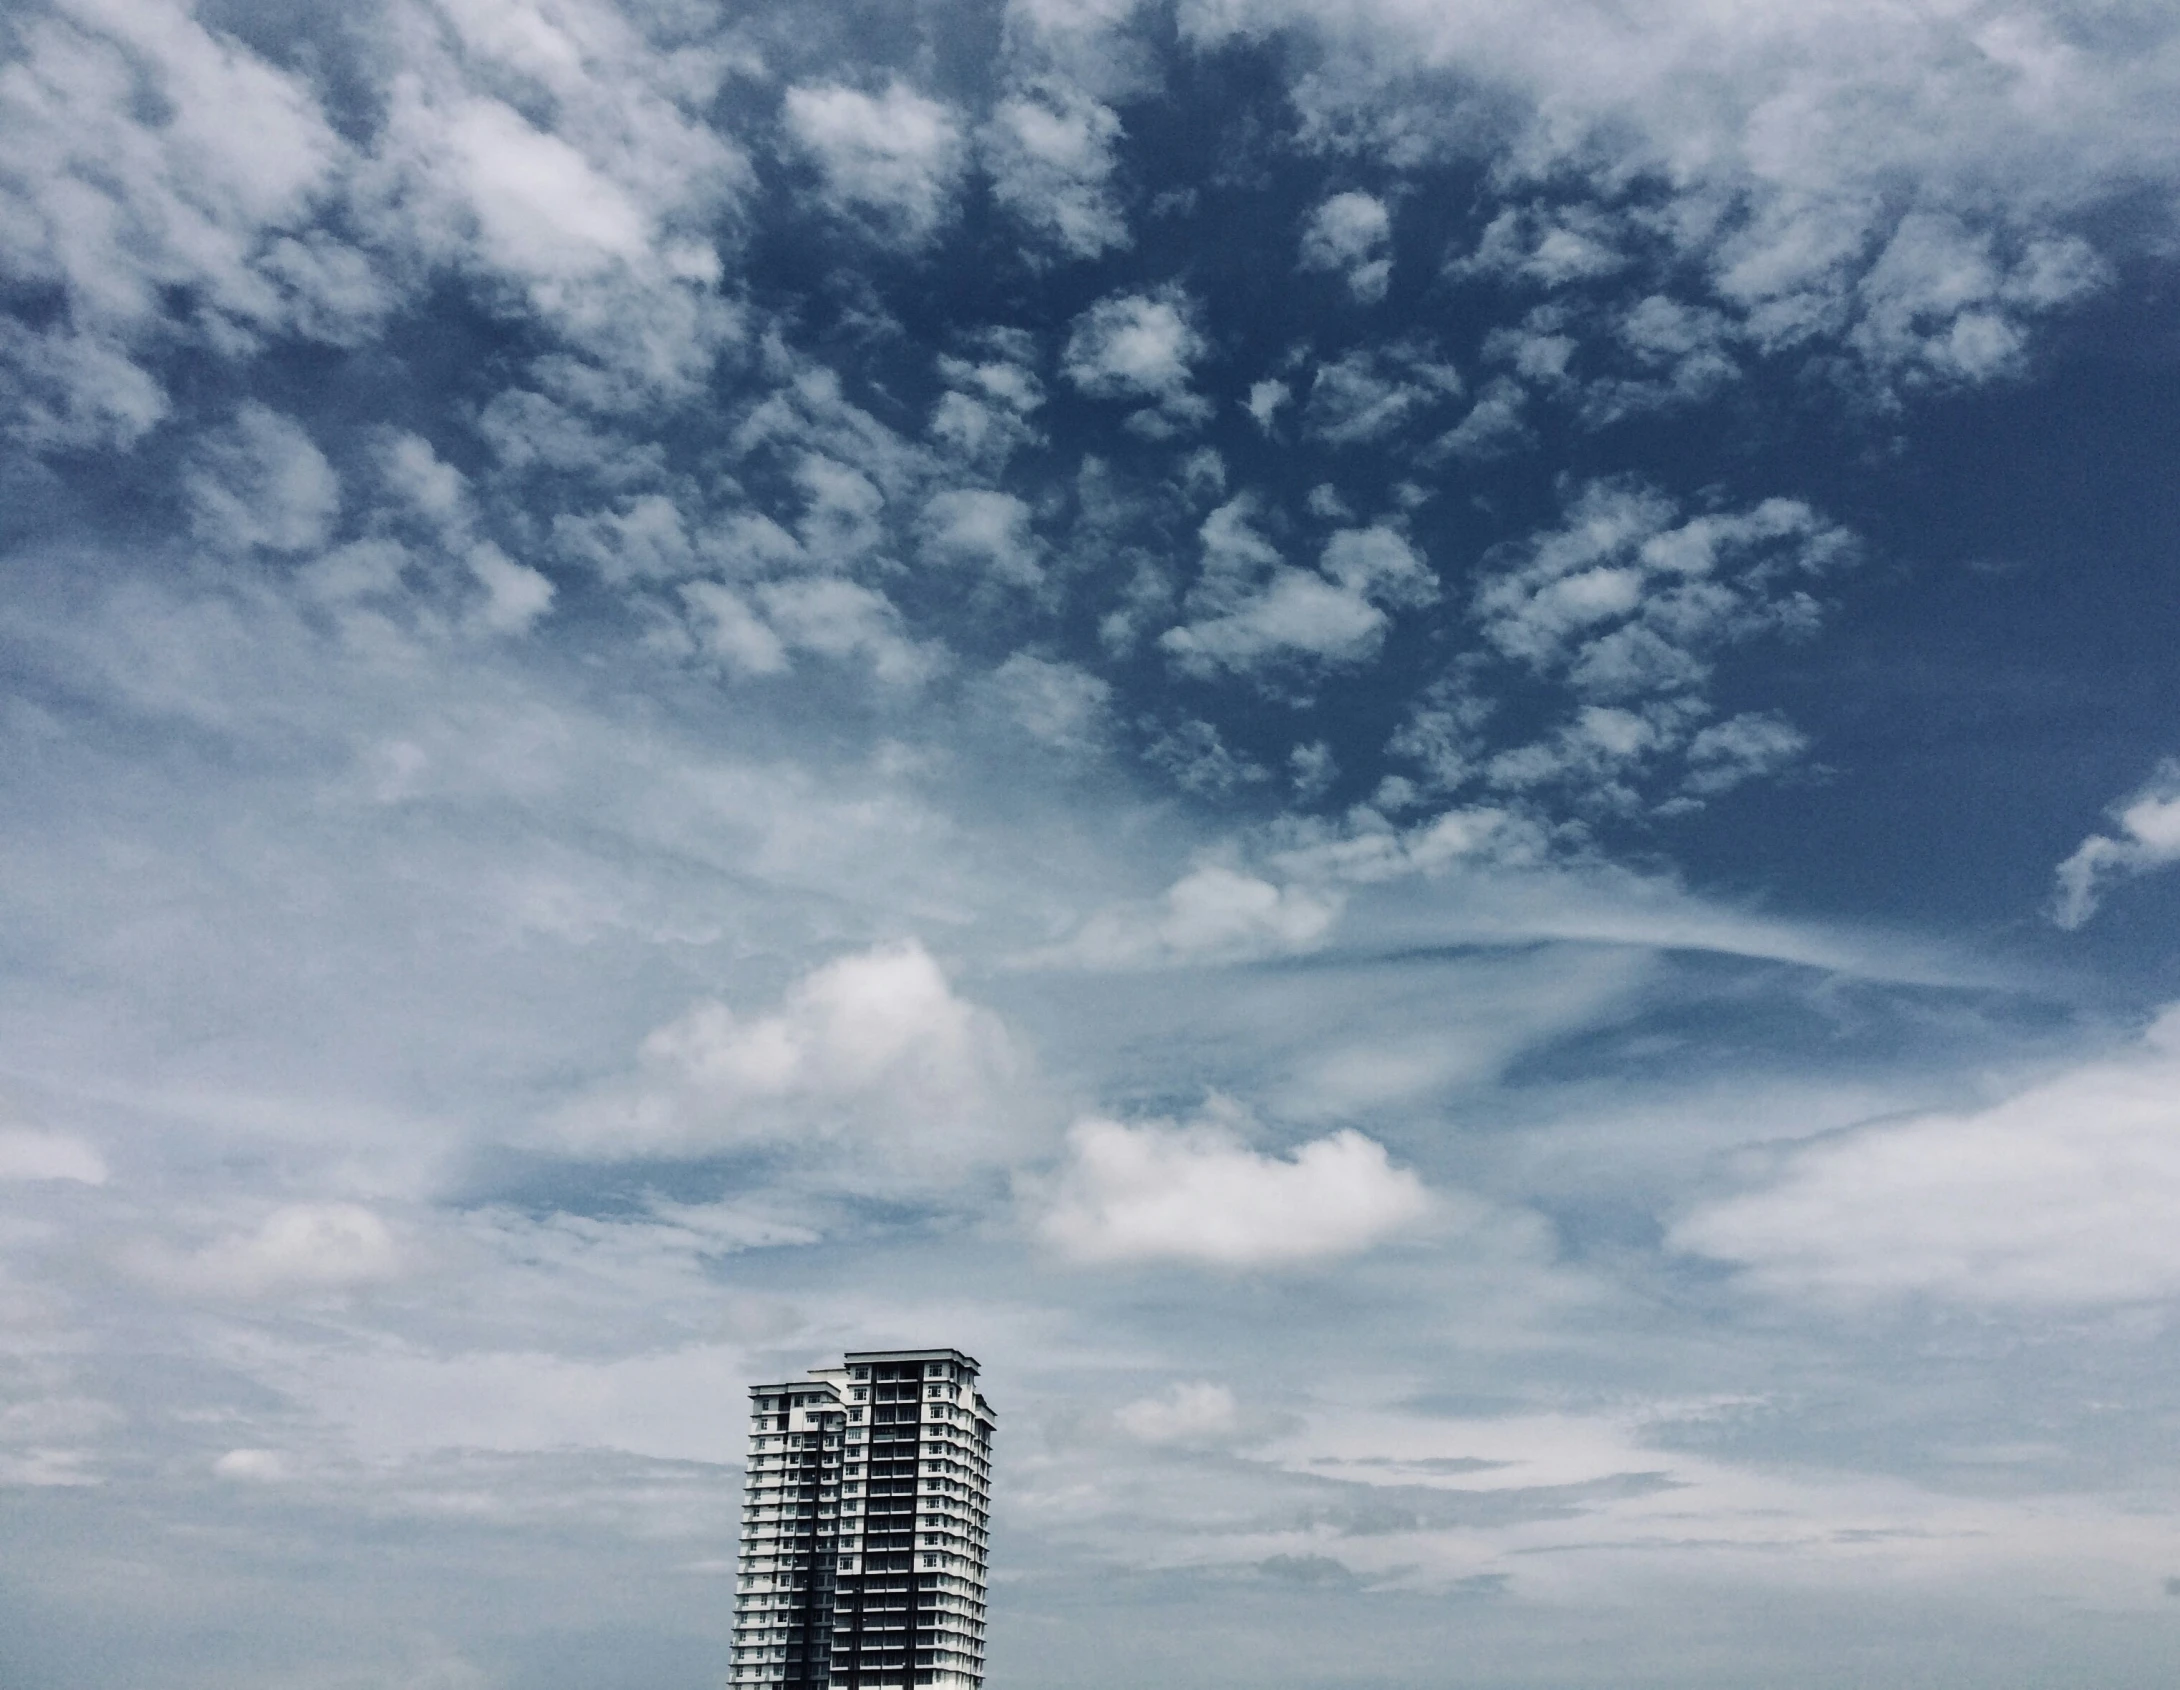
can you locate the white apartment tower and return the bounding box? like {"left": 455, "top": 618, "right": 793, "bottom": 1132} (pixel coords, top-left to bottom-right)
{"left": 729, "top": 1348, "right": 994, "bottom": 1690}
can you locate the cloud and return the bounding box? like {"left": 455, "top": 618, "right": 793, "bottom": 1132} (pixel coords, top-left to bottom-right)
{"left": 1036, "top": 1107, "right": 1432, "bottom": 1267}
{"left": 1183, "top": 0, "right": 2164, "bottom": 389}
{"left": 547, "top": 941, "right": 1039, "bottom": 1183}
{"left": 1299, "top": 190, "right": 1393, "bottom": 302}
{"left": 1115, "top": 1380, "right": 1240, "bottom": 1443}
{"left": 0, "top": 0, "right": 365, "bottom": 444}
{"left": 783, "top": 81, "right": 967, "bottom": 245}
{"left": 141, "top": 1203, "right": 405, "bottom": 1300}
{"left": 1302, "top": 344, "right": 1461, "bottom": 446}
{"left": 920, "top": 489, "right": 1045, "bottom": 588}
{"left": 1062, "top": 287, "right": 1208, "bottom": 426}
{"left": 2050, "top": 759, "right": 2180, "bottom": 928}
{"left": 0, "top": 1129, "right": 108, "bottom": 1184}
{"left": 356, "top": 0, "right": 749, "bottom": 398}
{"left": 930, "top": 348, "right": 1047, "bottom": 467}
{"left": 1030, "top": 864, "right": 1343, "bottom": 969}
{"left": 183, "top": 404, "right": 341, "bottom": 555}
{"left": 465, "top": 542, "right": 555, "bottom": 636}
{"left": 1674, "top": 1008, "right": 2180, "bottom": 1306}
{"left": 755, "top": 578, "right": 941, "bottom": 687}
{"left": 1161, "top": 503, "right": 1436, "bottom": 678}
{"left": 977, "top": 652, "right": 1112, "bottom": 749}
{"left": 1682, "top": 712, "right": 1810, "bottom": 797}
{"left": 435, "top": 95, "right": 650, "bottom": 279}
{"left": 984, "top": 81, "right": 1130, "bottom": 258}
{"left": 1433, "top": 378, "right": 1532, "bottom": 462}
{"left": 212, "top": 1447, "right": 292, "bottom": 1482}
{"left": 1456, "top": 480, "right": 1854, "bottom": 805}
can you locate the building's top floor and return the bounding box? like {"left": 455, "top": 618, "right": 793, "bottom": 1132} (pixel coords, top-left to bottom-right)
{"left": 746, "top": 1347, "right": 996, "bottom": 1432}
{"left": 842, "top": 1347, "right": 980, "bottom": 1381}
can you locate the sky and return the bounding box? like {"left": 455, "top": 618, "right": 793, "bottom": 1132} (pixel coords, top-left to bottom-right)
{"left": 5, "top": 0, "right": 2180, "bottom": 1685}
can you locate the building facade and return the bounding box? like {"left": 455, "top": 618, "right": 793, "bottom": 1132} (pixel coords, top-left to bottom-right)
{"left": 729, "top": 1348, "right": 994, "bottom": 1690}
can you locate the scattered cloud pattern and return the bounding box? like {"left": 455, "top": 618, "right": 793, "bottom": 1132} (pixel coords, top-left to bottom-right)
{"left": 6, "top": 0, "right": 2180, "bottom": 1684}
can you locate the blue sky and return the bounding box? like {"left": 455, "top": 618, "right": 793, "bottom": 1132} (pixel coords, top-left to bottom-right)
{"left": 6, "top": 1, "right": 2180, "bottom": 1686}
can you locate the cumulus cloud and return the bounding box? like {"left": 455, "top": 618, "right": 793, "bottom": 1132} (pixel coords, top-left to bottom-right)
{"left": 920, "top": 489, "right": 1045, "bottom": 588}
{"left": 931, "top": 348, "right": 1046, "bottom": 467}
{"left": 977, "top": 652, "right": 1111, "bottom": 749}
{"left": 1031, "top": 864, "right": 1343, "bottom": 969}
{"left": 358, "top": 0, "right": 747, "bottom": 399}
{"left": 140, "top": 1203, "right": 405, "bottom": 1300}
{"left": 1457, "top": 481, "right": 1853, "bottom": 805}
{"left": 1302, "top": 344, "right": 1461, "bottom": 446}
{"left": 1681, "top": 712, "right": 1810, "bottom": 797}
{"left": 547, "top": 941, "right": 1039, "bottom": 1183}
{"left": 1036, "top": 1107, "right": 1432, "bottom": 1267}
{"left": 1299, "top": 190, "right": 1393, "bottom": 302}
{"left": 465, "top": 541, "right": 556, "bottom": 635}
{"left": 434, "top": 95, "right": 651, "bottom": 280}
{"left": 984, "top": 81, "right": 1130, "bottom": 258}
{"left": 1063, "top": 286, "right": 1209, "bottom": 429}
{"left": 756, "top": 578, "right": 941, "bottom": 688}
{"left": 183, "top": 404, "right": 341, "bottom": 555}
{"left": 1115, "top": 1380, "right": 1241, "bottom": 1444}
{"left": 2050, "top": 760, "right": 2180, "bottom": 929}
{"left": 1162, "top": 501, "right": 1437, "bottom": 678}
{"left": 0, "top": 0, "right": 368, "bottom": 445}
{"left": 212, "top": 1447, "right": 292, "bottom": 1482}
{"left": 784, "top": 81, "right": 967, "bottom": 245}
{"left": 1674, "top": 1008, "right": 2180, "bottom": 1307}
{"left": 1183, "top": 0, "right": 2161, "bottom": 390}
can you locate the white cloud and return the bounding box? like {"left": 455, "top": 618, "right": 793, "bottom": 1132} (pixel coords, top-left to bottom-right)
{"left": 1182, "top": 0, "right": 2169, "bottom": 391}
{"left": 1299, "top": 190, "right": 1393, "bottom": 302}
{"left": 183, "top": 404, "right": 341, "bottom": 555}
{"left": 1683, "top": 712, "right": 1809, "bottom": 797}
{"left": 465, "top": 542, "right": 556, "bottom": 636}
{"left": 1032, "top": 864, "right": 1343, "bottom": 969}
{"left": 1433, "top": 378, "right": 1532, "bottom": 462}
{"left": 1161, "top": 502, "right": 1437, "bottom": 677}
{"left": 1115, "top": 1380, "right": 1240, "bottom": 1443}
{"left": 755, "top": 578, "right": 941, "bottom": 688}
{"left": 2050, "top": 759, "right": 2180, "bottom": 928}
{"left": 1463, "top": 482, "right": 1852, "bottom": 803}
{"left": 143, "top": 1203, "right": 405, "bottom": 1300}
{"left": 784, "top": 81, "right": 967, "bottom": 245}
{"left": 364, "top": 0, "right": 747, "bottom": 399}
{"left": 438, "top": 95, "right": 650, "bottom": 279}
{"left": 1462, "top": 204, "right": 1627, "bottom": 288}
{"left": 212, "top": 1447, "right": 292, "bottom": 1482}
{"left": 547, "top": 941, "right": 1039, "bottom": 1182}
{"left": 1063, "top": 287, "right": 1206, "bottom": 409}
{"left": 1674, "top": 1008, "right": 2180, "bottom": 1307}
{"left": 0, "top": 1129, "right": 108, "bottom": 1184}
{"left": 920, "top": 489, "right": 1045, "bottom": 588}
{"left": 978, "top": 652, "right": 1111, "bottom": 749}
{"left": 1243, "top": 377, "right": 1290, "bottom": 433}
{"left": 1161, "top": 567, "right": 1388, "bottom": 675}
{"left": 984, "top": 82, "right": 1130, "bottom": 258}
{"left": 1036, "top": 1108, "right": 1432, "bottom": 1266}
{"left": 1302, "top": 344, "right": 1460, "bottom": 446}
{"left": 1321, "top": 526, "right": 1437, "bottom": 608}
{"left": 0, "top": 0, "right": 366, "bottom": 444}
{"left": 679, "top": 580, "right": 789, "bottom": 676}
{"left": 295, "top": 1339, "right": 757, "bottom": 1463}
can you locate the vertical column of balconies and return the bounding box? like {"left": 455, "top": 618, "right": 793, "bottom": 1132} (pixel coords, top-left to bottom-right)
{"left": 730, "top": 1384, "right": 847, "bottom": 1689}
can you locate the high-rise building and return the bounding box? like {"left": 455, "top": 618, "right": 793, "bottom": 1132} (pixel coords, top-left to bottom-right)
{"left": 729, "top": 1348, "right": 994, "bottom": 1690}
